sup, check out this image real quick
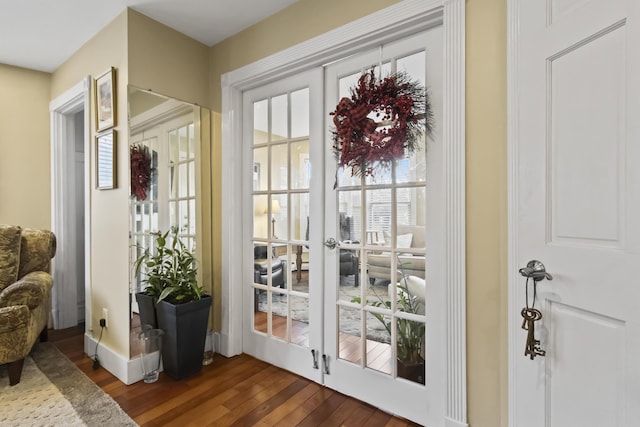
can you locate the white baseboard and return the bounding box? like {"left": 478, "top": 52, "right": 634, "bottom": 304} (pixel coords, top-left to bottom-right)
{"left": 445, "top": 417, "right": 469, "bottom": 427}
{"left": 84, "top": 330, "right": 223, "bottom": 384}
{"left": 84, "top": 332, "right": 145, "bottom": 385}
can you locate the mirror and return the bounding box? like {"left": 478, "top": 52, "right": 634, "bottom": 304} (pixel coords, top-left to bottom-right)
{"left": 127, "top": 86, "right": 211, "bottom": 358}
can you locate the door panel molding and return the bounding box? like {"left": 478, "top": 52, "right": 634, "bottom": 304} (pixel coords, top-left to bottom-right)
{"left": 222, "top": 1, "right": 466, "bottom": 425}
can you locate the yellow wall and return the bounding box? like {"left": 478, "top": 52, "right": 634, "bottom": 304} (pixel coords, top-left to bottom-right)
{"left": 51, "top": 11, "right": 130, "bottom": 356}
{"left": 128, "top": 9, "right": 210, "bottom": 108}
{"left": 208, "top": 0, "right": 508, "bottom": 426}
{"left": 467, "top": 1, "right": 507, "bottom": 426}
{"left": 0, "top": 64, "right": 52, "bottom": 228}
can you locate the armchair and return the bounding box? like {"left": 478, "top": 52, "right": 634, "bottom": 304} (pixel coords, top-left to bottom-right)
{"left": 254, "top": 245, "right": 285, "bottom": 288}
{"left": 0, "top": 225, "right": 56, "bottom": 386}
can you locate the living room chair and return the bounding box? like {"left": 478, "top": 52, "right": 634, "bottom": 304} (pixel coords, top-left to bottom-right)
{"left": 0, "top": 225, "right": 56, "bottom": 386}
{"left": 253, "top": 245, "right": 285, "bottom": 288}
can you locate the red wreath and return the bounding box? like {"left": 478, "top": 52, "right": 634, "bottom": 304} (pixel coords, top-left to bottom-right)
{"left": 130, "top": 144, "right": 152, "bottom": 201}
{"left": 330, "top": 69, "right": 431, "bottom": 179}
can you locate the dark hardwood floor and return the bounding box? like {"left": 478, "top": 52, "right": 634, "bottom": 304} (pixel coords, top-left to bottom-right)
{"left": 49, "top": 326, "right": 420, "bottom": 426}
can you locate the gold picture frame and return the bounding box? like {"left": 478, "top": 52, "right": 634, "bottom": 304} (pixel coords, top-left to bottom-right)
{"left": 96, "top": 130, "right": 117, "bottom": 190}
{"left": 95, "top": 67, "right": 116, "bottom": 132}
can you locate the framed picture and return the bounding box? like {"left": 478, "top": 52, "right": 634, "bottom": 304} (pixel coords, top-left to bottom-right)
{"left": 96, "top": 130, "right": 117, "bottom": 189}
{"left": 95, "top": 67, "right": 116, "bottom": 131}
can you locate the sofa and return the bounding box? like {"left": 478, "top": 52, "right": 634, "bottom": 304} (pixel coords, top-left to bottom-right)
{"left": 367, "top": 225, "right": 425, "bottom": 285}
{"left": 0, "top": 225, "right": 56, "bottom": 385}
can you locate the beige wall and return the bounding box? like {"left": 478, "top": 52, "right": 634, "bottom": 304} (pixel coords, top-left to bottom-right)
{"left": 52, "top": 11, "right": 130, "bottom": 356}
{"left": 208, "top": 0, "right": 508, "bottom": 426}
{"left": 0, "top": 65, "right": 52, "bottom": 228}
{"left": 467, "top": 1, "right": 507, "bottom": 426}
{"left": 128, "top": 9, "right": 210, "bottom": 108}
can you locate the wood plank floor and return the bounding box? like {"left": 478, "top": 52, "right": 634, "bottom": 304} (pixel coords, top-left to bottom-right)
{"left": 49, "top": 326, "right": 420, "bottom": 426}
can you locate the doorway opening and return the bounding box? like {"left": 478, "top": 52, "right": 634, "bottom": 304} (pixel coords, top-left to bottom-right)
{"left": 50, "top": 77, "right": 91, "bottom": 330}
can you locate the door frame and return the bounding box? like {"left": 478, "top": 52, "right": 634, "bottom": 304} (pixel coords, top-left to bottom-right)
{"left": 50, "top": 77, "right": 92, "bottom": 330}
{"left": 220, "top": 0, "right": 467, "bottom": 425}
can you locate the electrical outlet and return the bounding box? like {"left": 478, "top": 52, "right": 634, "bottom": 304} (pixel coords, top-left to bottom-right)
{"left": 102, "top": 307, "right": 108, "bottom": 327}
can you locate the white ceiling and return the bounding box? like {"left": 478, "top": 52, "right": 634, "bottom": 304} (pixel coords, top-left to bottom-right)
{"left": 0, "top": 0, "right": 299, "bottom": 73}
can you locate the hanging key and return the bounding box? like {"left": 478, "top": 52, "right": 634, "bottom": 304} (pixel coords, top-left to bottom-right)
{"left": 521, "top": 307, "right": 545, "bottom": 360}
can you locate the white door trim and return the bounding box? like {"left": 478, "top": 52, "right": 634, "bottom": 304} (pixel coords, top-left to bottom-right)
{"left": 50, "top": 77, "right": 92, "bottom": 329}
{"left": 221, "top": 1, "right": 466, "bottom": 425}
{"left": 507, "top": 1, "right": 520, "bottom": 423}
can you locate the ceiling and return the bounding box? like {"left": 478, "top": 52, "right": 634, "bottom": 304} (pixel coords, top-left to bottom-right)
{"left": 0, "top": 0, "right": 299, "bottom": 73}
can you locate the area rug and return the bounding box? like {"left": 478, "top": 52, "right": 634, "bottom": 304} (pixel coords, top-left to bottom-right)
{"left": 0, "top": 342, "right": 137, "bottom": 426}
{"left": 258, "top": 280, "right": 392, "bottom": 343}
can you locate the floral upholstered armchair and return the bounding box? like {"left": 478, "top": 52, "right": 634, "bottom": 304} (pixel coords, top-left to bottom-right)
{"left": 0, "top": 225, "right": 56, "bottom": 386}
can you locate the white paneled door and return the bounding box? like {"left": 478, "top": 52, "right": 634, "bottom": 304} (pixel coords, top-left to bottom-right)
{"left": 511, "top": 0, "right": 640, "bottom": 425}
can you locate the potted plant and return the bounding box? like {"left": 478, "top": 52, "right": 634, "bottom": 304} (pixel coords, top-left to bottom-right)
{"left": 134, "top": 227, "right": 212, "bottom": 380}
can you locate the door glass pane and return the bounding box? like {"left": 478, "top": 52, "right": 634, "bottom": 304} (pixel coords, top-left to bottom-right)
{"left": 271, "top": 94, "right": 288, "bottom": 141}
{"left": 253, "top": 147, "right": 268, "bottom": 191}
{"left": 396, "top": 318, "right": 425, "bottom": 384}
{"left": 253, "top": 99, "right": 269, "bottom": 144}
{"left": 336, "top": 166, "right": 361, "bottom": 188}
{"left": 290, "top": 193, "right": 309, "bottom": 241}
{"left": 366, "top": 189, "right": 392, "bottom": 241}
{"left": 178, "top": 200, "right": 188, "bottom": 233}
{"left": 188, "top": 162, "right": 195, "bottom": 197}
{"left": 366, "top": 312, "right": 392, "bottom": 375}
{"left": 338, "top": 305, "right": 362, "bottom": 365}
{"left": 253, "top": 289, "right": 267, "bottom": 334}
{"left": 292, "top": 244, "right": 308, "bottom": 292}
{"left": 188, "top": 123, "right": 195, "bottom": 159}
{"left": 169, "top": 201, "right": 176, "bottom": 228}
{"left": 253, "top": 195, "right": 268, "bottom": 239}
{"left": 270, "top": 144, "right": 288, "bottom": 191}
{"left": 290, "top": 140, "right": 310, "bottom": 189}
{"left": 291, "top": 88, "right": 309, "bottom": 138}
{"left": 396, "top": 137, "right": 426, "bottom": 184}
{"left": 365, "top": 162, "right": 393, "bottom": 186}
{"left": 397, "top": 51, "right": 426, "bottom": 88}
{"left": 271, "top": 291, "right": 288, "bottom": 340}
{"left": 290, "top": 295, "right": 309, "bottom": 348}
{"left": 270, "top": 194, "right": 287, "bottom": 240}
{"left": 338, "top": 190, "right": 362, "bottom": 243}
{"left": 178, "top": 163, "right": 188, "bottom": 198}
{"left": 169, "top": 130, "right": 179, "bottom": 163}
{"left": 178, "top": 126, "right": 188, "bottom": 160}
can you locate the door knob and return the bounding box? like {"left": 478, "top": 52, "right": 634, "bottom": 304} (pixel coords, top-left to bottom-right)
{"left": 324, "top": 238, "right": 338, "bottom": 249}
{"left": 519, "top": 260, "right": 552, "bottom": 281}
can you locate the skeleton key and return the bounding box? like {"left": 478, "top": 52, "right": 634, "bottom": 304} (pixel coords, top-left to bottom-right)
{"left": 521, "top": 307, "right": 546, "bottom": 360}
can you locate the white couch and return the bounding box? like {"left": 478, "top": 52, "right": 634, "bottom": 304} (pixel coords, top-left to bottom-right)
{"left": 366, "top": 225, "right": 425, "bottom": 284}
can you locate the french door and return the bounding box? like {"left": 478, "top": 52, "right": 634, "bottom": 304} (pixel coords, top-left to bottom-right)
{"left": 242, "top": 28, "right": 444, "bottom": 425}
{"left": 242, "top": 68, "right": 325, "bottom": 382}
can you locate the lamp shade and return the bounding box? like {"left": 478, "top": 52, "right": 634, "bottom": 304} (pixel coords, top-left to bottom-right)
{"left": 264, "top": 199, "right": 281, "bottom": 214}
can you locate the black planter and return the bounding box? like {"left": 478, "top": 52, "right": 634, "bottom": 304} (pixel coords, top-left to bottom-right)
{"left": 397, "top": 358, "right": 425, "bottom": 385}
{"left": 155, "top": 295, "right": 212, "bottom": 380}
{"left": 135, "top": 292, "right": 158, "bottom": 329}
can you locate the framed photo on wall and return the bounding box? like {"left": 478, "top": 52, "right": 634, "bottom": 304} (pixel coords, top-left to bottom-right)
{"left": 96, "top": 130, "right": 117, "bottom": 189}
{"left": 95, "top": 67, "right": 116, "bottom": 131}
